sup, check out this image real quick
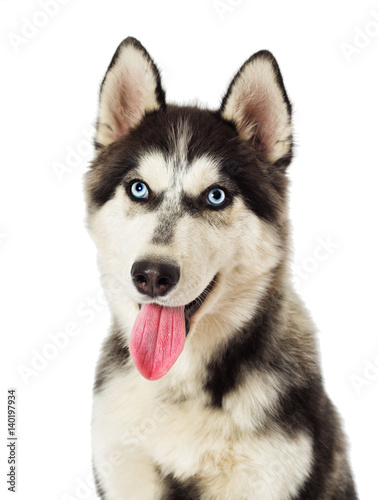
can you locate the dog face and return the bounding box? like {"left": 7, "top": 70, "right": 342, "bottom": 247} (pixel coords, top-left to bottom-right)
{"left": 85, "top": 37, "right": 293, "bottom": 378}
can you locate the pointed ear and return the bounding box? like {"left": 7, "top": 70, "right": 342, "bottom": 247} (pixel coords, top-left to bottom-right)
{"left": 220, "top": 50, "right": 292, "bottom": 166}
{"left": 96, "top": 37, "right": 166, "bottom": 148}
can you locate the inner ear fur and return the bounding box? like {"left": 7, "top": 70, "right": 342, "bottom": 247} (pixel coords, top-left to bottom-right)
{"left": 96, "top": 37, "right": 165, "bottom": 148}
{"left": 220, "top": 50, "right": 293, "bottom": 166}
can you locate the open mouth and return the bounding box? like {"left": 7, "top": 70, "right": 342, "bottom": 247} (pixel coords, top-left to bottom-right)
{"left": 183, "top": 276, "right": 217, "bottom": 334}
{"left": 131, "top": 276, "right": 217, "bottom": 380}
{"left": 137, "top": 275, "right": 217, "bottom": 332}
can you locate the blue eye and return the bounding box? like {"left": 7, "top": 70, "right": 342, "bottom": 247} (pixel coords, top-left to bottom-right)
{"left": 130, "top": 181, "right": 149, "bottom": 199}
{"left": 207, "top": 188, "right": 226, "bottom": 207}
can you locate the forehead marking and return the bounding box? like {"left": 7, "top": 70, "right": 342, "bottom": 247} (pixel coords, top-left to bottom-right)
{"left": 135, "top": 119, "right": 224, "bottom": 246}
{"left": 168, "top": 118, "right": 192, "bottom": 170}
{"left": 150, "top": 156, "right": 222, "bottom": 246}
{"left": 134, "top": 119, "right": 221, "bottom": 197}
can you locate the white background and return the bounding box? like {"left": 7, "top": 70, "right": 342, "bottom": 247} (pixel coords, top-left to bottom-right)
{"left": 1, "top": 1, "right": 377, "bottom": 499}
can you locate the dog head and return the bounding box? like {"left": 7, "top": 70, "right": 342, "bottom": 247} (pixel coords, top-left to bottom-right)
{"left": 85, "top": 37, "right": 293, "bottom": 379}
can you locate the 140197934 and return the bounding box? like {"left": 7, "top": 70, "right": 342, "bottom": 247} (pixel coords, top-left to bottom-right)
{"left": 7, "top": 389, "right": 17, "bottom": 492}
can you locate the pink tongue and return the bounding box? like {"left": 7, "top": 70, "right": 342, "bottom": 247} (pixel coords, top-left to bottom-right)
{"left": 129, "top": 304, "right": 186, "bottom": 380}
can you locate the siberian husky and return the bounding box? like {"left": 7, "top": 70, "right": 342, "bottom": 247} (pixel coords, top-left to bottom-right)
{"left": 85, "top": 37, "right": 358, "bottom": 499}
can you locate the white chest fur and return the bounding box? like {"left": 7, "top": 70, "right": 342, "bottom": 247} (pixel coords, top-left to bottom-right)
{"left": 92, "top": 366, "right": 313, "bottom": 500}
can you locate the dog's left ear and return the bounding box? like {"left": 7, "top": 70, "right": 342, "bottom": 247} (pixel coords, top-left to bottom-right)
{"left": 220, "top": 51, "right": 292, "bottom": 166}
{"left": 96, "top": 37, "right": 166, "bottom": 148}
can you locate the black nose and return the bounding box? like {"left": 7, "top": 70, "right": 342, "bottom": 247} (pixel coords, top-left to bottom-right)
{"left": 131, "top": 260, "right": 180, "bottom": 297}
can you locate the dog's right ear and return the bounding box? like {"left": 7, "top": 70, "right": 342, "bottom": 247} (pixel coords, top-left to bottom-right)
{"left": 95, "top": 37, "right": 166, "bottom": 148}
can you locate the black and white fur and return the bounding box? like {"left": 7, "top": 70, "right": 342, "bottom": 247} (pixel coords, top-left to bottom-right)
{"left": 85, "top": 37, "right": 358, "bottom": 499}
